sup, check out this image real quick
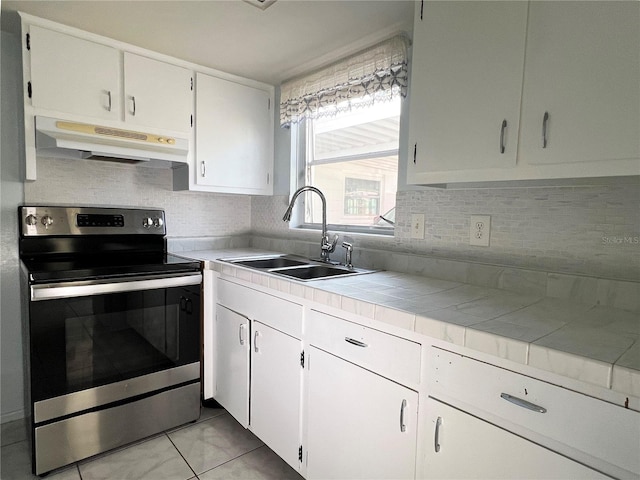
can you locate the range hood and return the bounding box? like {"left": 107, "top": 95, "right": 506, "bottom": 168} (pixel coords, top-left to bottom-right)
{"left": 34, "top": 116, "right": 189, "bottom": 167}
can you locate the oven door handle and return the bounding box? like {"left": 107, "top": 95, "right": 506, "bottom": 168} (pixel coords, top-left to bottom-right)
{"left": 31, "top": 273, "right": 202, "bottom": 301}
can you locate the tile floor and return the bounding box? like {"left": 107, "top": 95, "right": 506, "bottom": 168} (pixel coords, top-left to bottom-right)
{"left": 1, "top": 406, "right": 303, "bottom": 480}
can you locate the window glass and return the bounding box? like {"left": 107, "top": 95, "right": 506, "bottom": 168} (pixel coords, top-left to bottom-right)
{"left": 294, "top": 97, "right": 400, "bottom": 234}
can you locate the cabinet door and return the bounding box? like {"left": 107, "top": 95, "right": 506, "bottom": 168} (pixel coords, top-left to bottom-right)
{"left": 195, "top": 72, "right": 273, "bottom": 194}
{"left": 123, "top": 52, "right": 192, "bottom": 133}
{"left": 421, "top": 398, "right": 607, "bottom": 480}
{"left": 519, "top": 2, "right": 639, "bottom": 167}
{"left": 407, "top": 1, "right": 527, "bottom": 179}
{"left": 250, "top": 321, "right": 301, "bottom": 470}
{"left": 29, "top": 25, "right": 120, "bottom": 120}
{"left": 306, "top": 347, "right": 418, "bottom": 480}
{"left": 214, "top": 305, "right": 249, "bottom": 428}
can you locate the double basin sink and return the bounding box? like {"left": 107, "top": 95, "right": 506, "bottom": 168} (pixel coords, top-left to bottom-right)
{"left": 221, "top": 254, "right": 375, "bottom": 281}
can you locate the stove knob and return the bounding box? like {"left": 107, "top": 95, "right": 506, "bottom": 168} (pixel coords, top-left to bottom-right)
{"left": 143, "top": 217, "right": 153, "bottom": 228}
{"left": 41, "top": 215, "right": 54, "bottom": 228}
{"left": 153, "top": 217, "right": 164, "bottom": 228}
{"left": 25, "top": 214, "right": 38, "bottom": 226}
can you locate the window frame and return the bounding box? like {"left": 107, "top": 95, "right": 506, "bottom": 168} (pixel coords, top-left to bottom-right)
{"left": 288, "top": 102, "right": 400, "bottom": 237}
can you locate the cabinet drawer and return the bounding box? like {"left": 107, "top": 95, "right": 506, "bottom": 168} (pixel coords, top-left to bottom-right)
{"left": 216, "top": 278, "right": 302, "bottom": 338}
{"left": 428, "top": 347, "right": 640, "bottom": 478}
{"left": 308, "top": 309, "right": 421, "bottom": 386}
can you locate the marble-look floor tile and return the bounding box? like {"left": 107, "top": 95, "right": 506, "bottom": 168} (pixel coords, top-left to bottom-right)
{"left": 78, "top": 435, "right": 193, "bottom": 480}
{"left": 1, "top": 440, "right": 81, "bottom": 480}
{"left": 168, "top": 413, "right": 263, "bottom": 475}
{"left": 198, "top": 445, "right": 303, "bottom": 480}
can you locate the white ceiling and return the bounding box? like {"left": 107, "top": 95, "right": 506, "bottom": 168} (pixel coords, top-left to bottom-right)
{"left": 0, "top": 0, "right": 414, "bottom": 85}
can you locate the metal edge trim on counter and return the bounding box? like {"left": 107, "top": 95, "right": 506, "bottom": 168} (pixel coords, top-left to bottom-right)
{"left": 34, "top": 362, "right": 200, "bottom": 423}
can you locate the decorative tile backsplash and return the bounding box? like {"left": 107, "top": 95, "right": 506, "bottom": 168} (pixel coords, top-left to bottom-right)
{"left": 24, "top": 158, "right": 252, "bottom": 238}
{"left": 252, "top": 181, "right": 640, "bottom": 282}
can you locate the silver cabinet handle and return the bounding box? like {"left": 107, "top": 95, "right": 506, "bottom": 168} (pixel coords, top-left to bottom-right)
{"left": 400, "top": 399, "right": 407, "bottom": 432}
{"left": 200, "top": 161, "right": 206, "bottom": 177}
{"left": 107, "top": 90, "right": 112, "bottom": 112}
{"left": 500, "top": 119, "right": 507, "bottom": 154}
{"left": 500, "top": 393, "right": 547, "bottom": 413}
{"left": 239, "top": 324, "right": 245, "bottom": 345}
{"left": 434, "top": 416, "right": 442, "bottom": 452}
{"left": 345, "top": 337, "right": 367, "bottom": 348}
{"left": 131, "top": 96, "right": 136, "bottom": 116}
{"left": 253, "top": 331, "right": 259, "bottom": 352}
{"left": 542, "top": 111, "right": 549, "bottom": 148}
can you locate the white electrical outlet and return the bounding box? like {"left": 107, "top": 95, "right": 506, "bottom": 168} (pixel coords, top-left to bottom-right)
{"left": 411, "top": 214, "right": 425, "bottom": 239}
{"left": 469, "top": 215, "right": 491, "bottom": 246}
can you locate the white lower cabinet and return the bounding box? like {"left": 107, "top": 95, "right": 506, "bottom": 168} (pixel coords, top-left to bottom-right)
{"left": 214, "top": 305, "right": 250, "bottom": 428}
{"left": 250, "top": 321, "right": 302, "bottom": 470}
{"left": 306, "top": 346, "right": 418, "bottom": 480}
{"left": 211, "top": 278, "right": 303, "bottom": 473}
{"left": 422, "top": 398, "right": 607, "bottom": 479}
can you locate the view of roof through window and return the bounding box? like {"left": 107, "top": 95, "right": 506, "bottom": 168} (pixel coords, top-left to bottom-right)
{"left": 303, "top": 98, "right": 400, "bottom": 230}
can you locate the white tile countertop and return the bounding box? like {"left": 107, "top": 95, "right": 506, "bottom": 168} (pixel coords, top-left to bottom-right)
{"left": 181, "top": 248, "right": 640, "bottom": 407}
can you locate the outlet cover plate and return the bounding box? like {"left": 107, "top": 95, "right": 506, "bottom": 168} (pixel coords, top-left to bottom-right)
{"left": 411, "top": 214, "right": 425, "bottom": 239}
{"left": 470, "top": 215, "right": 491, "bottom": 246}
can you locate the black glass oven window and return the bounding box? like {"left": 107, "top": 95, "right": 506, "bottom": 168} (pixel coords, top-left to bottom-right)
{"left": 29, "top": 285, "right": 199, "bottom": 402}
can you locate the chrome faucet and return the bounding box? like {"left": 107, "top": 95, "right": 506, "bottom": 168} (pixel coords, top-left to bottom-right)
{"left": 283, "top": 186, "right": 339, "bottom": 262}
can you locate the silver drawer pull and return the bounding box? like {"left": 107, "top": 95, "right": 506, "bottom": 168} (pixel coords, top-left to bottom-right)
{"left": 500, "top": 393, "right": 547, "bottom": 413}
{"left": 400, "top": 399, "right": 407, "bottom": 432}
{"left": 345, "top": 337, "right": 368, "bottom": 348}
{"left": 434, "top": 416, "right": 442, "bottom": 452}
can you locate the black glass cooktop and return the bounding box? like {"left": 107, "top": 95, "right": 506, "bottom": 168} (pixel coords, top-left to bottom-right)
{"left": 23, "top": 253, "right": 201, "bottom": 283}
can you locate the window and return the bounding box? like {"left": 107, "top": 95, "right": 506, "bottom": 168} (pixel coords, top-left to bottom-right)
{"left": 280, "top": 35, "right": 408, "bottom": 235}
{"left": 291, "top": 97, "right": 400, "bottom": 234}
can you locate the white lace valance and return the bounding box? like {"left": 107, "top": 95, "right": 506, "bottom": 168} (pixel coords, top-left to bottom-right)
{"left": 279, "top": 35, "right": 410, "bottom": 127}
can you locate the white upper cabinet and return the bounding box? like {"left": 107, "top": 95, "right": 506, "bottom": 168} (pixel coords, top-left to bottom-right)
{"left": 194, "top": 72, "right": 274, "bottom": 195}
{"left": 28, "top": 25, "right": 120, "bottom": 121}
{"left": 407, "top": 1, "right": 527, "bottom": 175}
{"left": 519, "top": 1, "right": 640, "bottom": 166}
{"left": 407, "top": 0, "right": 640, "bottom": 185}
{"left": 27, "top": 26, "right": 193, "bottom": 135}
{"left": 123, "top": 53, "right": 192, "bottom": 134}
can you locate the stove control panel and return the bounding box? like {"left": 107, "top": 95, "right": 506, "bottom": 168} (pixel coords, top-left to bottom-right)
{"left": 20, "top": 206, "right": 166, "bottom": 236}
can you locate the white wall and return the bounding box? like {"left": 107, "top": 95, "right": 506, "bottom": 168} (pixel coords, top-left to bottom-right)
{"left": 1, "top": 31, "right": 26, "bottom": 423}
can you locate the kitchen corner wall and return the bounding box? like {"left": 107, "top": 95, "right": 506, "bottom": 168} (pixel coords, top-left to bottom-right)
{"left": 23, "top": 158, "right": 252, "bottom": 238}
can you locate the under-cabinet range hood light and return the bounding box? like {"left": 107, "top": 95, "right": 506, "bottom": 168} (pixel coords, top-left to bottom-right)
{"left": 34, "top": 116, "right": 189, "bottom": 168}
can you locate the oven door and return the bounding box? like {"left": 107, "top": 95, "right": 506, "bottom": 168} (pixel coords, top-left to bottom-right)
{"left": 28, "top": 272, "right": 201, "bottom": 423}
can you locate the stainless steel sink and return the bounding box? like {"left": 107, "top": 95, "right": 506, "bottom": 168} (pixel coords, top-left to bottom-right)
{"left": 220, "top": 254, "right": 375, "bottom": 281}
{"left": 228, "top": 255, "right": 309, "bottom": 269}
{"left": 270, "top": 264, "right": 368, "bottom": 281}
